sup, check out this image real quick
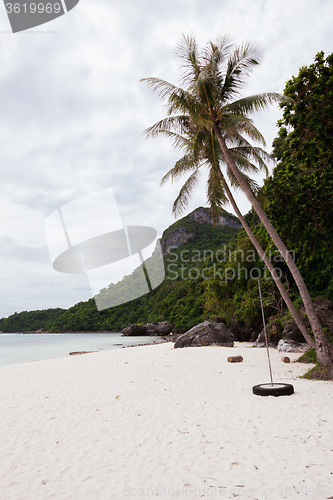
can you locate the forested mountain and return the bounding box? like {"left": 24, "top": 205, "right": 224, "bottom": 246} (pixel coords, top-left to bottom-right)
{"left": 0, "top": 308, "right": 66, "bottom": 333}
{"left": 0, "top": 207, "right": 241, "bottom": 333}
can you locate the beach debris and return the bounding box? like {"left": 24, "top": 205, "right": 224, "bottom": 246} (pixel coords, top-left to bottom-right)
{"left": 281, "top": 356, "right": 291, "bottom": 363}
{"left": 69, "top": 351, "right": 97, "bottom": 356}
{"left": 174, "top": 321, "right": 233, "bottom": 348}
{"left": 227, "top": 355, "right": 243, "bottom": 363}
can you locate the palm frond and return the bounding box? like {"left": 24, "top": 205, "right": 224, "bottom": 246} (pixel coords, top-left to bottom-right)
{"left": 226, "top": 167, "right": 260, "bottom": 193}
{"left": 228, "top": 150, "right": 259, "bottom": 173}
{"left": 206, "top": 166, "right": 229, "bottom": 223}
{"left": 157, "top": 130, "right": 188, "bottom": 149}
{"left": 229, "top": 146, "right": 273, "bottom": 175}
{"left": 140, "top": 77, "right": 182, "bottom": 101}
{"left": 225, "top": 93, "right": 291, "bottom": 115}
{"left": 160, "top": 155, "right": 198, "bottom": 186}
{"left": 219, "top": 42, "right": 261, "bottom": 101}
{"left": 221, "top": 115, "right": 267, "bottom": 145}
{"left": 202, "top": 36, "right": 233, "bottom": 67}
{"left": 143, "top": 115, "right": 190, "bottom": 139}
{"left": 171, "top": 169, "right": 201, "bottom": 216}
{"left": 175, "top": 33, "right": 201, "bottom": 85}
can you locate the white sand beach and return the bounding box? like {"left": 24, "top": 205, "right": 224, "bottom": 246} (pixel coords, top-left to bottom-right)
{"left": 0, "top": 342, "right": 332, "bottom": 500}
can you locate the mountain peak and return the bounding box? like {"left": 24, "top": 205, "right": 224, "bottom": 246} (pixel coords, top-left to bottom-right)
{"left": 160, "top": 206, "right": 241, "bottom": 255}
{"left": 187, "top": 207, "right": 241, "bottom": 229}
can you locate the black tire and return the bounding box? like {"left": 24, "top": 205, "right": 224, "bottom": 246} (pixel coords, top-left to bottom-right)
{"left": 252, "top": 383, "right": 294, "bottom": 397}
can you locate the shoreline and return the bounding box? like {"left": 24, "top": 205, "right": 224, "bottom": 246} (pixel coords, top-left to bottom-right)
{"left": 0, "top": 332, "right": 172, "bottom": 368}
{"left": 0, "top": 342, "right": 332, "bottom": 499}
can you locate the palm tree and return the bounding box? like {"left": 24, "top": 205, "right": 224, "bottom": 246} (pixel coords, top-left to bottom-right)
{"left": 160, "top": 120, "right": 314, "bottom": 347}
{"left": 142, "top": 34, "right": 333, "bottom": 367}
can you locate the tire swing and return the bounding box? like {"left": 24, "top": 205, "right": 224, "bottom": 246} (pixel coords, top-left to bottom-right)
{"left": 252, "top": 280, "right": 294, "bottom": 397}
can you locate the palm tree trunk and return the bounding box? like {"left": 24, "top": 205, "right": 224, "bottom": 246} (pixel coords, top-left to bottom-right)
{"left": 213, "top": 123, "right": 333, "bottom": 366}
{"left": 221, "top": 177, "right": 314, "bottom": 348}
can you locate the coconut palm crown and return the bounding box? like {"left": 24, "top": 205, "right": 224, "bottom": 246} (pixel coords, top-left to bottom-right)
{"left": 142, "top": 34, "right": 281, "bottom": 219}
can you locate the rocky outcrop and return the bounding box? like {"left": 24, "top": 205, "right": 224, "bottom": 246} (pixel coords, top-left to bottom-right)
{"left": 122, "top": 324, "right": 147, "bottom": 336}
{"left": 300, "top": 298, "right": 333, "bottom": 333}
{"left": 277, "top": 339, "right": 310, "bottom": 353}
{"left": 122, "top": 321, "right": 173, "bottom": 337}
{"left": 161, "top": 227, "right": 195, "bottom": 255}
{"left": 279, "top": 299, "right": 333, "bottom": 344}
{"left": 281, "top": 321, "right": 309, "bottom": 343}
{"left": 229, "top": 319, "right": 259, "bottom": 342}
{"left": 160, "top": 207, "right": 241, "bottom": 255}
{"left": 188, "top": 207, "right": 241, "bottom": 229}
{"left": 254, "top": 330, "right": 276, "bottom": 348}
{"left": 174, "top": 321, "right": 234, "bottom": 348}
{"left": 144, "top": 321, "right": 173, "bottom": 335}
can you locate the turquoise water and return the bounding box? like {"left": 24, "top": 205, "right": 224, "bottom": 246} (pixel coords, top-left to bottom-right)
{"left": 0, "top": 333, "right": 162, "bottom": 367}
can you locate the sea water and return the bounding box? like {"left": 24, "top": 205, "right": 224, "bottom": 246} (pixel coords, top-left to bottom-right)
{"left": 0, "top": 333, "right": 163, "bottom": 367}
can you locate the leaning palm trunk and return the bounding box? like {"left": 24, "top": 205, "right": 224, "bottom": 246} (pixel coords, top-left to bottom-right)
{"left": 214, "top": 126, "right": 333, "bottom": 365}
{"left": 221, "top": 178, "right": 315, "bottom": 348}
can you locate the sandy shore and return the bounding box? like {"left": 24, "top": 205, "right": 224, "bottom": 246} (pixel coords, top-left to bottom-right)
{"left": 0, "top": 342, "right": 332, "bottom": 499}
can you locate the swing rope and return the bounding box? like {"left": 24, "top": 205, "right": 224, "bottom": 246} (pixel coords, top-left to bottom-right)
{"left": 258, "top": 279, "right": 274, "bottom": 386}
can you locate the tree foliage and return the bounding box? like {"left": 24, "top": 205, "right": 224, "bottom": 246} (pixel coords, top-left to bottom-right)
{"left": 265, "top": 51, "right": 333, "bottom": 298}
{"left": 0, "top": 308, "right": 65, "bottom": 333}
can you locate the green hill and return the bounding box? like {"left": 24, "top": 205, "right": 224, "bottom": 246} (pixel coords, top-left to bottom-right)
{"left": 0, "top": 308, "right": 66, "bottom": 333}
{"left": 0, "top": 207, "right": 241, "bottom": 333}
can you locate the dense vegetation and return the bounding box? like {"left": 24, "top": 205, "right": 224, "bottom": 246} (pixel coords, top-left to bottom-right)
{"left": 0, "top": 308, "right": 65, "bottom": 333}
{"left": 264, "top": 51, "right": 333, "bottom": 300}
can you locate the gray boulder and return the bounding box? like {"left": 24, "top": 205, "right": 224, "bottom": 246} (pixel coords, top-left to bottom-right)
{"left": 229, "top": 319, "right": 258, "bottom": 342}
{"left": 277, "top": 339, "right": 310, "bottom": 353}
{"left": 280, "top": 299, "right": 333, "bottom": 344}
{"left": 122, "top": 321, "right": 173, "bottom": 336}
{"left": 254, "top": 329, "right": 276, "bottom": 348}
{"left": 174, "top": 321, "right": 234, "bottom": 349}
{"left": 144, "top": 321, "right": 173, "bottom": 336}
{"left": 281, "top": 321, "right": 309, "bottom": 343}
{"left": 300, "top": 298, "right": 333, "bottom": 333}
{"left": 121, "top": 324, "right": 147, "bottom": 336}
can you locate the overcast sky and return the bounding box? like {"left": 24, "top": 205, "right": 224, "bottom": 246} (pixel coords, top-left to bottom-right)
{"left": 0, "top": 0, "right": 332, "bottom": 318}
